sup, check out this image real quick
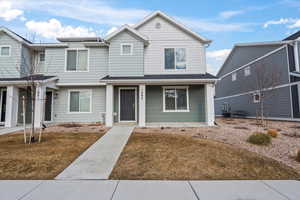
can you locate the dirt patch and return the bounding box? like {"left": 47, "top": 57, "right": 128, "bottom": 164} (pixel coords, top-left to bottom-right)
{"left": 110, "top": 132, "right": 299, "bottom": 180}
{"left": 0, "top": 130, "right": 105, "bottom": 179}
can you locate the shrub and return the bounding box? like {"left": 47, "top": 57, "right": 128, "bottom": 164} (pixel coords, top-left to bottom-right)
{"left": 267, "top": 129, "right": 278, "bottom": 138}
{"left": 247, "top": 133, "right": 271, "bottom": 145}
{"left": 297, "top": 150, "right": 300, "bottom": 162}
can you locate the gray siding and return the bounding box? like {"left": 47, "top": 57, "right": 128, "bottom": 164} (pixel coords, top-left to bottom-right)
{"left": 146, "top": 85, "right": 205, "bottom": 122}
{"left": 216, "top": 47, "right": 289, "bottom": 98}
{"left": 52, "top": 86, "right": 106, "bottom": 123}
{"left": 218, "top": 45, "right": 283, "bottom": 77}
{"left": 0, "top": 32, "right": 22, "bottom": 78}
{"left": 298, "top": 41, "right": 300, "bottom": 66}
{"left": 42, "top": 44, "right": 108, "bottom": 83}
{"left": 20, "top": 45, "right": 32, "bottom": 76}
{"left": 108, "top": 31, "right": 144, "bottom": 77}
{"left": 215, "top": 86, "right": 292, "bottom": 119}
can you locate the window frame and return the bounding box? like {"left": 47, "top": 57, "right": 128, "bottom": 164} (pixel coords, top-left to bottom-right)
{"left": 253, "top": 92, "right": 261, "bottom": 103}
{"left": 120, "top": 43, "right": 133, "bottom": 55}
{"left": 232, "top": 72, "right": 237, "bottom": 81}
{"left": 162, "top": 86, "right": 190, "bottom": 112}
{"left": 0, "top": 45, "right": 11, "bottom": 57}
{"left": 164, "top": 47, "right": 187, "bottom": 70}
{"left": 65, "top": 48, "right": 89, "bottom": 72}
{"left": 244, "top": 66, "right": 251, "bottom": 76}
{"left": 68, "top": 89, "right": 92, "bottom": 113}
{"left": 38, "top": 52, "right": 45, "bottom": 63}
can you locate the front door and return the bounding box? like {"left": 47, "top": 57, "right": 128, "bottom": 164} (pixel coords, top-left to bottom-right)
{"left": 119, "top": 88, "right": 136, "bottom": 122}
{"left": 44, "top": 91, "right": 53, "bottom": 121}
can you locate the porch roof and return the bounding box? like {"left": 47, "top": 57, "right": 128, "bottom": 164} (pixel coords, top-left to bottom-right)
{"left": 0, "top": 75, "right": 58, "bottom": 85}
{"left": 100, "top": 73, "right": 218, "bottom": 84}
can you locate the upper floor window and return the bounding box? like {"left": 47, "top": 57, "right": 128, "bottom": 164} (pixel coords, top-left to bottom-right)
{"left": 232, "top": 72, "right": 237, "bottom": 81}
{"left": 163, "top": 86, "right": 189, "bottom": 112}
{"left": 164, "top": 48, "right": 186, "bottom": 70}
{"left": 0, "top": 46, "right": 10, "bottom": 57}
{"left": 121, "top": 43, "right": 133, "bottom": 55}
{"left": 244, "top": 66, "right": 251, "bottom": 76}
{"left": 39, "top": 52, "right": 45, "bottom": 63}
{"left": 66, "top": 49, "right": 88, "bottom": 72}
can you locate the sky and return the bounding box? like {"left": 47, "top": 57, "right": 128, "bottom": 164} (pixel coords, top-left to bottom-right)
{"left": 0, "top": 0, "right": 300, "bottom": 74}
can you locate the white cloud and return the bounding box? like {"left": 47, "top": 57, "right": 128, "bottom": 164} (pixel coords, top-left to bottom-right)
{"left": 20, "top": 16, "right": 27, "bottom": 22}
{"left": 288, "top": 19, "right": 300, "bottom": 28}
{"left": 263, "top": 18, "right": 293, "bottom": 28}
{"left": 206, "top": 49, "right": 231, "bottom": 75}
{"left": 0, "top": 1, "right": 23, "bottom": 21}
{"left": 106, "top": 26, "right": 118, "bottom": 35}
{"left": 25, "top": 19, "right": 97, "bottom": 39}
{"left": 219, "top": 10, "right": 244, "bottom": 19}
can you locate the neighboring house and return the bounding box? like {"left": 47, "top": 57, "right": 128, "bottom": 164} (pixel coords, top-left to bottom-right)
{"left": 0, "top": 11, "right": 217, "bottom": 128}
{"left": 215, "top": 31, "right": 300, "bottom": 121}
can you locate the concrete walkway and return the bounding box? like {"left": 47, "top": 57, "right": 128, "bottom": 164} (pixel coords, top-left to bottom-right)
{"left": 56, "top": 126, "right": 134, "bottom": 180}
{"left": 1, "top": 180, "right": 299, "bottom": 200}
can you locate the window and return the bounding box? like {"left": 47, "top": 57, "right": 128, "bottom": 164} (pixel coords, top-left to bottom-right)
{"left": 232, "top": 73, "right": 237, "bottom": 81}
{"left": 0, "top": 46, "right": 10, "bottom": 56}
{"left": 244, "top": 66, "right": 251, "bottom": 76}
{"left": 69, "top": 90, "right": 91, "bottom": 113}
{"left": 164, "top": 48, "right": 186, "bottom": 70}
{"left": 121, "top": 43, "right": 133, "bottom": 55}
{"left": 163, "top": 87, "right": 189, "bottom": 112}
{"left": 39, "top": 52, "right": 45, "bottom": 62}
{"left": 253, "top": 93, "right": 261, "bottom": 103}
{"left": 66, "top": 49, "right": 88, "bottom": 71}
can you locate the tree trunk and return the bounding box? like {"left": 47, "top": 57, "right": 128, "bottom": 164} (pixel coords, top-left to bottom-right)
{"left": 29, "top": 84, "right": 35, "bottom": 143}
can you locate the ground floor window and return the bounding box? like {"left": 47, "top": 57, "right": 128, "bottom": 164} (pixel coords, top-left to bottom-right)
{"left": 68, "top": 90, "right": 92, "bottom": 113}
{"left": 163, "top": 86, "right": 189, "bottom": 112}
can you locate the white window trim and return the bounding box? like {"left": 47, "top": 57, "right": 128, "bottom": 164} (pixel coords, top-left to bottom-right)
{"left": 38, "top": 52, "right": 45, "bottom": 64}
{"left": 0, "top": 45, "right": 11, "bottom": 57}
{"left": 244, "top": 66, "right": 251, "bottom": 76}
{"left": 164, "top": 47, "right": 187, "bottom": 71}
{"left": 162, "top": 86, "right": 190, "bottom": 112}
{"left": 232, "top": 73, "right": 237, "bottom": 81}
{"left": 65, "top": 48, "right": 90, "bottom": 72}
{"left": 67, "top": 89, "right": 92, "bottom": 113}
{"left": 253, "top": 92, "right": 261, "bottom": 103}
{"left": 118, "top": 87, "right": 137, "bottom": 122}
{"left": 120, "top": 43, "right": 133, "bottom": 55}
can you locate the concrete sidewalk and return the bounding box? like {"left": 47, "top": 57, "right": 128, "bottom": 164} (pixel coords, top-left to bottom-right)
{"left": 1, "top": 180, "right": 299, "bottom": 200}
{"left": 56, "top": 126, "right": 134, "bottom": 180}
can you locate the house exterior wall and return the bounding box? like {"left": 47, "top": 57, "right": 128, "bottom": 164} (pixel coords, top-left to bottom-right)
{"left": 145, "top": 85, "right": 205, "bottom": 122}
{"left": 52, "top": 86, "right": 106, "bottom": 123}
{"left": 108, "top": 31, "right": 144, "bottom": 77}
{"left": 136, "top": 16, "right": 206, "bottom": 75}
{"left": 20, "top": 45, "right": 32, "bottom": 77}
{"left": 43, "top": 44, "right": 108, "bottom": 83}
{"left": 215, "top": 47, "right": 290, "bottom": 98}
{"left": 0, "top": 32, "right": 22, "bottom": 78}
{"left": 215, "top": 86, "right": 293, "bottom": 119}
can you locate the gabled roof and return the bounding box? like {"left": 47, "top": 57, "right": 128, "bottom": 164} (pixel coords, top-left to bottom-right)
{"left": 104, "top": 25, "right": 149, "bottom": 43}
{"left": 133, "top": 10, "right": 211, "bottom": 44}
{"left": 283, "top": 30, "right": 300, "bottom": 41}
{"left": 0, "top": 26, "right": 32, "bottom": 45}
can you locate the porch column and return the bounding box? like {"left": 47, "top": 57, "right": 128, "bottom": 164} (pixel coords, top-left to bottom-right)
{"left": 139, "top": 84, "right": 146, "bottom": 127}
{"left": 106, "top": 84, "right": 114, "bottom": 127}
{"left": 205, "top": 83, "right": 215, "bottom": 126}
{"left": 34, "top": 84, "right": 46, "bottom": 128}
{"left": 5, "top": 86, "right": 19, "bottom": 127}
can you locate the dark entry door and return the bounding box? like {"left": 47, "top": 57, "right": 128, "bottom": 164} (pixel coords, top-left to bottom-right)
{"left": 120, "top": 89, "right": 136, "bottom": 121}
{"left": 1, "top": 90, "right": 7, "bottom": 122}
{"left": 44, "top": 91, "right": 52, "bottom": 121}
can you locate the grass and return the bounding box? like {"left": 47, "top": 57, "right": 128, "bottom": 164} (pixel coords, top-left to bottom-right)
{"left": 110, "top": 132, "right": 299, "bottom": 180}
{"left": 0, "top": 131, "right": 104, "bottom": 179}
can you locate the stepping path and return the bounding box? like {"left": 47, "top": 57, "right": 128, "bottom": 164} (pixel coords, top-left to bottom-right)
{"left": 56, "top": 125, "right": 134, "bottom": 180}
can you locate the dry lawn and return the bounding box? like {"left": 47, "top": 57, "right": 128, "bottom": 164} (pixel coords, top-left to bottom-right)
{"left": 110, "top": 132, "right": 300, "bottom": 180}
{"left": 0, "top": 128, "right": 106, "bottom": 179}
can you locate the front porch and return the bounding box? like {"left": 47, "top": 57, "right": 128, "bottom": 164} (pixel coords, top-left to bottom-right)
{"left": 103, "top": 74, "right": 216, "bottom": 127}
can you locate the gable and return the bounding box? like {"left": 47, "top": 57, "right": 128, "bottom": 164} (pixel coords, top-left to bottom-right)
{"left": 217, "top": 44, "right": 284, "bottom": 77}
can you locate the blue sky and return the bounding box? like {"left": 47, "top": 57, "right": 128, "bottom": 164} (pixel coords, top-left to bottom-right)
{"left": 1, "top": 0, "right": 300, "bottom": 74}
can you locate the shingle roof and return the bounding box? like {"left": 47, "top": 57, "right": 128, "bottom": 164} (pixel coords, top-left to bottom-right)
{"left": 283, "top": 31, "right": 300, "bottom": 41}
{"left": 101, "top": 73, "right": 217, "bottom": 80}
{"left": 0, "top": 75, "right": 56, "bottom": 82}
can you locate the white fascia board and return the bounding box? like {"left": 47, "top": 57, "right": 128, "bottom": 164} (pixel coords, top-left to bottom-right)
{"left": 100, "top": 79, "right": 218, "bottom": 85}
{"left": 104, "top": 25, "right": 149, "bottom": 43}
{"left": 133, "top": 10, "right": 211, "bottom": 44}
{"left": 0, "top": 27, "right": 31, "bottom": 46}
{"left": 56, "top": 82, "right": 106, "bottom": 86}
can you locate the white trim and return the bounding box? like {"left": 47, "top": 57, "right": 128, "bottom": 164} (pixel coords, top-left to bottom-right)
{"left": 56, "top": 82, "right": 106, "bottom": 86}
{"left": 219, "top": 45, "right": 286, "bottom": 79}
{"left": 67, "top": 89, "right": 92, "bottom": 114}
{"left": 120, "top": 43, "right": 133, "bottom": 55}
{"left": 100, "top": 78, "right": 218, "bottom": 85}
{"left": 118, "top": 87, "right": 137, "bottom": 122}
{"left": 38, "top": 51, "right": 45, "bottom": 64}
{"left": 65, "top": 48, "right": 89, "bottom": 72}
{"left": 133, "top": 11, "right": 211, "bottom": 44}
{"left": 138, "top": 84, "right": 146, "bottom": 127}
{"left": 162, "top": 86, "right": 190, "bottom": 112}
{"left": 164, "top": 47, "right": 187, "bottom": 71}
{"left": 294, "top": 41, "right": 300, "bottom": 71}
{"left": 104, "top": 25, "right": 149, "bottom": 42}
{"left": 0, "top": 45, "right": 11, "bottom": 57}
